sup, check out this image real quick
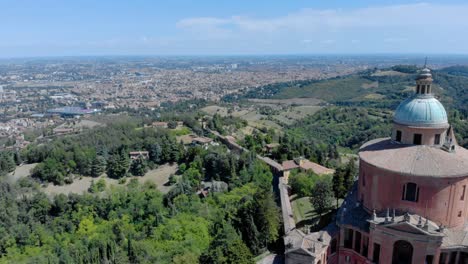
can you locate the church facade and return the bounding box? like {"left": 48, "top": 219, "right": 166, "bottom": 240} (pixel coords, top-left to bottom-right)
{"left": 285, "top": 68, "right": 468, "bottom": 264}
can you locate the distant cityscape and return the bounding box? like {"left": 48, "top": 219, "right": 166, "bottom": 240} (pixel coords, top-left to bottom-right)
{"left": 1, "top": 55, "right": 468, "bottom": 150}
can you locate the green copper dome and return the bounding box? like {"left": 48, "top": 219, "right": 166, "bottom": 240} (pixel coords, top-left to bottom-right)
{"left": 393, "top": 95, "right": 448, "bottom": 127}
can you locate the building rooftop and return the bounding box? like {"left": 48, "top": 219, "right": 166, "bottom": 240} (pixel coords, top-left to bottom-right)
{"left": 282, "top": 158, "right": 335, "bottom": 175}
{"left": 47, "top": 107, "right": 99, "bottom": 116}
{"left": 442, "top": 224, "right": 468, "bottom": 248}
{"left": 337, "top": 183, "right": 371, "bottom": 232}
{"left": 192, "top": 137, "right": 213, "bottom": 144}
{"left": 359, "top": 138, "right": 468, "bottom": 178}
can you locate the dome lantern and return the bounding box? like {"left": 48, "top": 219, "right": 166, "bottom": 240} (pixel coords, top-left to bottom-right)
{"left": 415, "top": 67, "right": 433, "bottom": 96}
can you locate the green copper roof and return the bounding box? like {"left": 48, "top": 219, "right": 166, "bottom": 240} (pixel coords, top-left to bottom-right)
{"left": 394, "top": 95, "right": 448, "bottom": 127}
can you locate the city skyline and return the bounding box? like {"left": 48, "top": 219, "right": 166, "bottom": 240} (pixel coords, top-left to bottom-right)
{"left": 2, "top": 0, "right": 468, "bottom": 57}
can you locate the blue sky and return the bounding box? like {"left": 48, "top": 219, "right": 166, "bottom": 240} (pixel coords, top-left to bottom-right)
{"left": 1, "top": 0, "right": 468, "bottom": 57}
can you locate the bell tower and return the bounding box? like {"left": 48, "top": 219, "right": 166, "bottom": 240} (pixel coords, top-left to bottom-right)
{"left": 415, "top": 60, "right": 433, "bottom": 96}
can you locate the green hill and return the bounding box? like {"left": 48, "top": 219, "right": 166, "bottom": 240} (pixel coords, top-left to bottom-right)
{"left": 271, "top": 73, "right": 416, "bottom": 104}
{"left": 230, "top": 66, "right": 468, "bottom": 114}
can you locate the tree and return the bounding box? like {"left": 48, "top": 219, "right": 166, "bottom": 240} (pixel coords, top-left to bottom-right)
{"left": 106, "top": 150, "right": 130, "bottom": 179}
{"left": 32, "top": 157, "right": 66, "bottom": 185}
{"left": 332, "top": 158, "right": 357, "bottom": 208}
{"left": 289, "top": 171, "right": 318, "bottom": 197}
{"left": 235, "top": 210, "right": 261, "bottom": 254}
{"left": 89, "top": 179, "right": 107, "bottom": 193}
{"left": 0, "top": 151, "right": 16, "bottom": 176}
{"left": 200, "top": 223, "right": 254, "bottom": 264}
{"left": 182, "top": 165, "right": 202, "bottom": 187}
{"left": 151, "top": 213, "right": 211, "bottom": 262}
{"left": 332, "top": 168, "right": 346, "bottom": 208}
{"left": 148, "top": 143, "right": 162, "bottom": 164}
{"left": 253, "top": 189, "right": 280, "bottom": 246}
{"left": 88, "top": 180, "right": 97, "bottom": 193}
{"left": 130, "top": 157, "right": 148, "bottom": 176}
{"left": 73, "top": 147, "right": 94, "bottom": 176}
{"left": 310, "top": 178, "right": 334, "bottom": 216}
{"left": 210, "top": 114, "right": 225, "bottom": 134}
{"left": 168, "top": 174, "right": 177, "bottom": 185}
{"left": 167, "top": 121, "right": 178, "bottom": 129}
{"left": 327, "top": 144, "right": 339, "bottom": 160}
{"left": 344, "top": 158, "right": 357, "bottom": 190}
{"left": 178, "top": 163, "right": 187, "bottom": 174}
{"left": 90, "top": 155, "right": 106, "bottom": 177}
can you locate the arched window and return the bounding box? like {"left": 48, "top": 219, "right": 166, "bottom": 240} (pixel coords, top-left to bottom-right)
{"left": 402, "top": 182, "right": 419, "bottom": 202}
{"left": 392, "top": 240, "right": 413, "bottom": 264}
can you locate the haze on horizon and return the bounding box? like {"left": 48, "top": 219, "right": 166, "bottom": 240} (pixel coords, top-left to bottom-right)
{"left": 1, "top": 0, "right": 468, "bottom": 58}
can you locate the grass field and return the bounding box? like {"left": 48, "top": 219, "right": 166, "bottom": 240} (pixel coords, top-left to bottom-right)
{"left": 201, "top": 105, "right": 229, "bottom": 116}
{"left": 202, "top": 98, "right": 323, "bottom": 131}
{"left": 169, "top": 126, "right": 191, "bottom": 136}
{"left": 274, "top": 105, "right": 322, "bottom": 125}
{"left": 291, "top": 196, "right": 343, "bottom": 229}
{"left": 248, "top": 98, "right": 323, "bottom": 105}
{"left": 361, "top": 81, "right": 379, "bottom": 89}
{"left": 41, "top": 163, "right": 178, "bottom": 196}
{"left": 291, "top": 196, "right": 315, "bottom": 224}
{"left": 7, "top": 163, "right": 38, "bottom": 183}
{"left": 371, "top": 70, "right": 409, "bottom": 77}
{"left": 363, "top": 93, "right": 386, "bottom": 100}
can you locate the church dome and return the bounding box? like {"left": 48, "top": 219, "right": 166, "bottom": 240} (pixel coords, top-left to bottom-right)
{"left": 393, "top": 96, "right": 448, "bottom": 127}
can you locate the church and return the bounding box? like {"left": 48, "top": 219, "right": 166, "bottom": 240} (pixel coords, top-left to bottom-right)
{"left": 285, "top": 68, "right": 468, "bottom": 264}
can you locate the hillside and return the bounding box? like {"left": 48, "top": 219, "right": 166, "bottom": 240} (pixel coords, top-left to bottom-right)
{"left": 230, "top": 66, "right": 468, "bottom": 114}
{"left": 223, "top": 65, "right": 468, "bottom": 152}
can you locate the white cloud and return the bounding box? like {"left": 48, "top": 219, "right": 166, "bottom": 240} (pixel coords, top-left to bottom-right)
{"left": 177, "top": 3, "right": 468, "bottom": 36}
{"left": 173, "top": 3, "right": 468, "bottom": 53}
{"left": 176, "top": 17, "right": 229, "bottom": 28}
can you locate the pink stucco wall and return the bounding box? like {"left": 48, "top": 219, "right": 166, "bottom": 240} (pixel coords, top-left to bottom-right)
{"left": 331, "top": 223, "right": 443, "bottom": 264}
{"left": 392, "top": 123, "right": 448, "bottom": 146}
{"left": 337, "top": 249, "right": 368, "bottom": 264}
{"left": 358, "top": 159, "right": 468, "bottom": 229}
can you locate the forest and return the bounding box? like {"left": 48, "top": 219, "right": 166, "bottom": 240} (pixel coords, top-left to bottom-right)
{"left": 0, "top": 118, "right": 282, "bottom": 263}
{"left": 237, "top": 106, "right": 392, "bottom": 168}
{"left": 0, "top": 167, "right": 278, "bottom": 263}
